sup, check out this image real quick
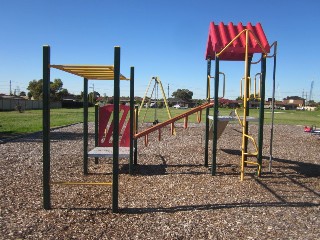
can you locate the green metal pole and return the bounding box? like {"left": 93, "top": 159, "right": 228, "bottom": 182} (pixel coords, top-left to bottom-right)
{"left": 204, "top": 58, "right": 211, "bottom": 167}
{"left": 43, "top": 45, "right": 51, "bottom": 210}
{"left": 269, "top": 42, "right": 277, "bottom": 172}
{"left": 94, "top": 103, "right": 99, "bottom": 164}
{"left": 134, "top": 105, "right": 138, "bottom": 165}
{"left": 112, "top": 46, "right": 120, "bottom": 213}
{"left": 83, "top": 78, "right": 89, "bottom": 175}
{"left": 257, "top": 55, "right": 267, "bottom": 176}
{"left": 244, "top": 57, "right": 252, "bottom": 165}
{"left": 129, "top": 66, "right": 134, "bottom": 174}
{"left": 211, "top": 56, "right": 219, "bottom": 175}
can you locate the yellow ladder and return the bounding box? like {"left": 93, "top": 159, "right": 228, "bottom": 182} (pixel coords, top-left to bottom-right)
{"left": 235, "top": 109, "right": 261, "bottom": 180}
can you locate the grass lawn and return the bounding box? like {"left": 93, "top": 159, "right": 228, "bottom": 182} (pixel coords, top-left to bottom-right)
{"left": 0, "top": 108, "right": 95, "bottom": 135}
{"left": 141, "top": 107, "right": 320, "bottom": 126}
{"left": 0, "top": 107, "right": 319, "bottom": 136}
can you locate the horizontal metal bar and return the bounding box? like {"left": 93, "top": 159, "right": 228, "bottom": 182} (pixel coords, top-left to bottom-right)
{"left": 51, "top": 182, "right": 112, "bottom": 186}
{"left": 134, "top": 102, "right": 213, "bottom": 139}
{"left": 243, "top": 161, "right": 259, "bottom": 165}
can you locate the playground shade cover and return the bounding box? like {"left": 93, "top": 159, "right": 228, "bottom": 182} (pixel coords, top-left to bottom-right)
{"left": 205, "top": 22, "right": 270, "bottom": 61}
{"left": 50, "top": 65, "right": 128, "bottom": 80}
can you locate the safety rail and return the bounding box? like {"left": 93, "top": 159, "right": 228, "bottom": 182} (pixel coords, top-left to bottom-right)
{"left": 207, "top": 72, "right": 226, "bottom": 100}
{"left": 254, "top": 73, "right": 262, "bottom": 99}
{"left": 234, "top": 108, "right": 261, "bottom": 180}
{"left": 235, "top": 108, "right": 244, "bottom": 127}
{"left": 134, "top": 102, "right": 214, "bottom": 143}
{"left": 239, "top": 73, "right": 262, "bottom": 100}
{"left": 242, "top": 133, "right": 258, "bottom": 156}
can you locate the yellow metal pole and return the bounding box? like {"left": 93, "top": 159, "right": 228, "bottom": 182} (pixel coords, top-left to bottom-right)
{"left": 240, "top": 78, "right": 243, "bottom": 99}
{"left": 157, "top": 77, "right": 173, "bottom": 119}
{"left": 241, "top": 30, "right": 250, "bottom": 181}
{"left": 138, "top": 78, "right": 153, "bottom": 116}
{"left": 217, "top": 29, "right": 269, "bottom": 58}
{"left": 157, "top": 77, "right": 176, "bottom": 135}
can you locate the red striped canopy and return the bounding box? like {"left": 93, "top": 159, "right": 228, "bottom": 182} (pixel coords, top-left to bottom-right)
{"left": 205, "top": 22, "right": 270, "bottom": 61}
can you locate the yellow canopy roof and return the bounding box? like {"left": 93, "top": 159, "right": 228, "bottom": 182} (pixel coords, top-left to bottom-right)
{"left": 50, "top": 64, "right": 128, "bottom": 80}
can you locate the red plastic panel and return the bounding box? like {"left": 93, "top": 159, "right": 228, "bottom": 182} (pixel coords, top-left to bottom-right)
{"left": 98, "top": 104, "right": 131, "bottom": 147}
{"left": 205, "top": 22, "right": 270, "bottom": 61}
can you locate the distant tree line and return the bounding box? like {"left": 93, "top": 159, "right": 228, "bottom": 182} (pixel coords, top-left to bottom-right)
{"left": 27, "top": 78, "right": 69, "bottom": 101}
{"left": 26, "top": 78, "right": 103, "bottom": 104}
{"left": 171, "top": 89, "right": 193, "bottom": 101}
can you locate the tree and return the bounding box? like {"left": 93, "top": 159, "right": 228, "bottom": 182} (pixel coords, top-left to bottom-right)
{"left": 236, "top": 94, "right": 260, "bottom": 101}
{"left": 27, "top": 79, "right": 43, "bottom": 100}
{"left": 171, "top": 89, "right": 193, "bottom": 101}
{"left": 88, "top": 91, "right": 100, "bottom": 104}
{"left": 27, "top": 78, "right": 68, "bottom": 101}
{"left": 50, "top": 78, "right": 63, "bottom": 93}
{"left": 56, "top": 88, "right": 69, "bottom": 101}
{"left": 27, "top": 92, "right": 32, "bottom": 100}
{"left": 307, "top": 100, "right": 317, "bottom": 107}
{"left": 19, "top": 91, "right": 26, "bottom": 97}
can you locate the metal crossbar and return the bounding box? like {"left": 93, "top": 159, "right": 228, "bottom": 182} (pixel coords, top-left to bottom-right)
{"left": 51, "top": 182, "right": 112, "bottom": 186}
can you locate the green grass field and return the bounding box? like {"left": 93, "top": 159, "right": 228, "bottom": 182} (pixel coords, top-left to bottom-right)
{"left": 0, "top": 108, "right": 95, "bottom": 135}
{"left": 0, "top": 107, "right": 319, "bottom": 136}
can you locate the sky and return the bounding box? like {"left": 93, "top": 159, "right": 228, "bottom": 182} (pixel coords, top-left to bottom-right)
{"left": 0, "top": 0, "right": 319, "bottom": 101}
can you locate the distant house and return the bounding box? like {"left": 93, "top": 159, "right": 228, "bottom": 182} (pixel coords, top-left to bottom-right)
{"left": 210, "top": 98, "right": 241, "bottom": 108}
{"left": 265, "top": 98, "right": 285, "bottom": 109}
{"left": 167, "top": 98, "right": 197, "bottom": 108}
{"left": 282, "top": 96, "right": 305, "bottom": 110}
{"left": 101, "top": 96, "right": 142, "bottom": 106}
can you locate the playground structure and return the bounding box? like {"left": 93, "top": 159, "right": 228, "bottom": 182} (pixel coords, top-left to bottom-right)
{"left": 42, "top": 21, "right": 277, "bottom": 212}
{"left": 42, "top": 45, "right": 213, "bottom": 213}
{"left": 204, "top": 22, "right": 277, "bottom": 180}
{"left": 42, "top": 46, "right": 135, "bottom": 213}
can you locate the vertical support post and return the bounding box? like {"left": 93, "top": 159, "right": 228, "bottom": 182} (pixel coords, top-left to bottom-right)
{"left": 43, "top": 45, "right": 51, "bottom": 210}
{"left": 134, "top": 105, "right": 138, "bottom": 165}
{"left": 112, "top": 46, "right": 120, "bottom": 213}
{"left": 211, "top": 56, "right": 219, "bottom": 175}
{"left": 83, "top": 78, "right": 89, "bottom": 174}
{"left": 94, "top": 104, "right": 99, "bottom": 164}
{"left": 129, "top": 66, "right": 134, "bottom": 174}
{"left": 257, "top": 54, "right": 267, "bottom": 176}
{"left": 241, "top": 30, "right": 251, "bottom": 181}
{"left": 204, "top": 58, "right": 211, "bottom": 167}
{"left": 243, "top": 57, "right": 252, "bottom": 167}
{"left": 269, "top": 42, "right": 277, "bottom": 172}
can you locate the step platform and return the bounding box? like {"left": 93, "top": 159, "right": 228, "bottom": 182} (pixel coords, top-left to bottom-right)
{"left": 88, "top": 147, "right": 130, "bottom": 158}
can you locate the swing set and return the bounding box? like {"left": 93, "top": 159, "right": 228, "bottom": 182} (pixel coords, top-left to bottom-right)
{"left": 138, "top": 76, "right": 172, "bottom": 125}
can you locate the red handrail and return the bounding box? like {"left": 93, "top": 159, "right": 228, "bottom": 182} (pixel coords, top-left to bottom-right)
{"left": 134, "top": 102, "right": 213, "bottom": 139}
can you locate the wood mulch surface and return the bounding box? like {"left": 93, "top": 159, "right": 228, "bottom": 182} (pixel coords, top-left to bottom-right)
{"left": 0, "top": 122, "right": 319, "bottom": 239}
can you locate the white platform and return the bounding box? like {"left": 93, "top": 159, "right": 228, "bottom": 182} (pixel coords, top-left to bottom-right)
{"left": 208, "top": 115, "right": 258, "bottom": 122}
{"left": 88, "top": 147, "right": 130, "bottom": 158}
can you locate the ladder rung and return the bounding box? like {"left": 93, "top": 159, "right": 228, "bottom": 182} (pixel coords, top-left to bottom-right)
{"left": 51, "top": 182, "right": 112, "bottom": 186}
{"left": 243, "top": 161, "right": 259, "bottom": 166}
{"left": 243, "top": 152, "right": 258, "bottom": 157}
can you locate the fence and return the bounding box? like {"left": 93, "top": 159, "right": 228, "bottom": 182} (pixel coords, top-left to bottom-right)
{"left": 0, "top": 99, "right": 61, "bottom": 111}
